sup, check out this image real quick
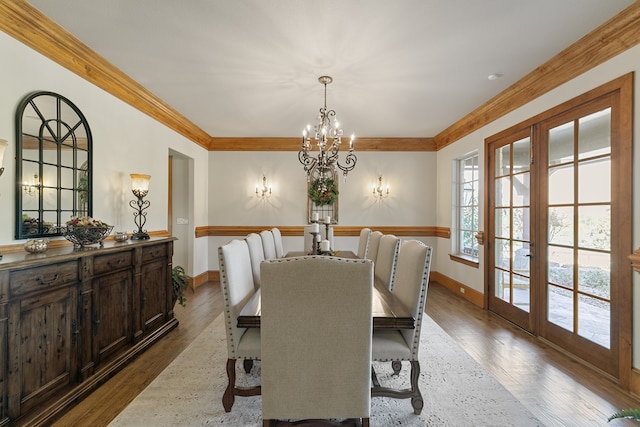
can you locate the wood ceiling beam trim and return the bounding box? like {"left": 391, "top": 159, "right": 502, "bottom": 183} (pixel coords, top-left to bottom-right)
{"left": 0, "top": 0, "right": 213, "bottom": 150}
{"left": 209, "top": 137, "right": 436, "bottom": 152}
{"left": 434, "top": 2, "right": 640, "bottom": 150}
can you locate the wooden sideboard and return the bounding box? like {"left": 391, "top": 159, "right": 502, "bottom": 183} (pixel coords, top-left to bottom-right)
{"left": 0, "top": 237, "right": 178, "bottom": 426}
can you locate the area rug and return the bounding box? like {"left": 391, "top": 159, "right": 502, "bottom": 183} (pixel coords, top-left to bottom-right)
{"left": 109, "top": 313, "right": 543, "bottom": 426}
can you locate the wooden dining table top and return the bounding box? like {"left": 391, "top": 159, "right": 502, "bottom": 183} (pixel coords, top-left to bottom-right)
{"left": 236, "top": 251, "right": 415, "bottom": 330}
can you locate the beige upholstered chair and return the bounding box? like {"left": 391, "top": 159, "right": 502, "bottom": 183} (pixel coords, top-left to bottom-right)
{"left": 261, "top": 256, "right": 373, "bottom": 426}
{"left": 366, "top": 230, "right": 383, "bottom": 262}
{"left": 303, "top": 225, "right": 334, "bottom": 253}
{"left": 371, "top": 240, "right": 432, "bottom": 415}
{"left": 218, "top": 239, "right": 261, "bottom": 412}
{"left": 357, "top": 227, "right": 371, "bottom": 259}
{"left": 245, "top": 232, "right": 265, "bottom": 289}
{"left": 271, "top": 227, "right": 284, "bottom": 258}
{"left": 374, "top": 234, "right": 400, "bottom": 290}
{"left": 260, "top": 229, "right": 277, "bottom": 260}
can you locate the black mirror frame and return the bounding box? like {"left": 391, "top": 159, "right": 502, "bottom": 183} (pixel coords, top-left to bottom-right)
{"left": 15, "top": 91, "right": 93, "bottom": 239}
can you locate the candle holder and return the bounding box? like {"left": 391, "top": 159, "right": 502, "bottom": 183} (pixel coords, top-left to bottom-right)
{"left": 130, "top": 173, "right": 151, "bottom": 240}
{"left": 308, "top": 231, "right": 321, "bottom": 255}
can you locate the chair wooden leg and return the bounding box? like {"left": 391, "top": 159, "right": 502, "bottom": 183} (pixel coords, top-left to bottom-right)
{"left": 410, "top": 360, "right": 423, "bottom": 415}
{"left": 223, "top": 358, "right": 236, "bottom": 412}
{"left": 263, "top": 420, "right": 275, "bottom": 426}
{"left": 391, "top": 360, "right": 402, "bottom": 375}
{"left": 244, "top": 358, "right": 254, "bottom": 373}
{"left": 362, "top": 417, "right": 370, "bottom": 427}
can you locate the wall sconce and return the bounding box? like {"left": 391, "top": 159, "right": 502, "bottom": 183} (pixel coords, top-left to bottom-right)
{"left": 0, "top": 139, "right": 7, "bottom": 176}
{"left": 23, "top": 174, "right": 39, "bottom": 196}
{"left": 372, "top": 175, "right": 390, "bottom": 199}
{"left": 255, "top": 175, "right": 272, "bottom": 199}
{"left": 130, "top": 173, "right": 151, "bottom": 240}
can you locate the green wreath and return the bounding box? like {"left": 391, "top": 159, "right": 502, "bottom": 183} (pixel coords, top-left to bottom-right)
{"left": 308, "top": 178, "right": 339, "bottom": 206}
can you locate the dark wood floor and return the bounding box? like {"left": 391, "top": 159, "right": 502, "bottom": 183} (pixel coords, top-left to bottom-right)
{"left": 53, "top": 281, "right": 639, "bottom": 426}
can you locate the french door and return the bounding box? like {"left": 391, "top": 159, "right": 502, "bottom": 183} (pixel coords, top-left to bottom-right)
{"left": 486, "top": 76, "right": 632, "bottom": 380}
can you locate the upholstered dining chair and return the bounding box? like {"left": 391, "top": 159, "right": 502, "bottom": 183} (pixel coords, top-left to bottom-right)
{"left": 365, "top": 230, "right": 383, "bottom": 262}
{"left": 356, "top": 227, "right": 371, "bottom": 259}
{"left": 374, "top": 234, "right": 400, "bottom": 291}
{"left": 261, "top": 256, "right": 374, "bottom": 426}
{"left": 245, "top": 232, "right": 265, "bottom": 289}
{"left": 371, "top": 240, "right": 432, "bottom": 415}
{"left": 271, "top": 227, "right": 284, "bottom": 258}
{"left": 218, "top": 239, "right": 261, "bottom": 412}
{"left": 260, "top": 229, "right": 278, "bottom": 260}
{"left": 303, "top": 225, "right": 334, "bottom": 253}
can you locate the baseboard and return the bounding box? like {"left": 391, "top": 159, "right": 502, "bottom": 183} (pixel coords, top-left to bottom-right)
{"left": 191, "top": 270, "right": 218, "bottom": 289}
{"left": 429, "top": 271, "right": 484, "bottom": 308}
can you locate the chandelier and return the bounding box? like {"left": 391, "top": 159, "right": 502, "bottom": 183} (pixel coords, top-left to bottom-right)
{"left": 298, "top": 76, "right": 357, "bottom": 181}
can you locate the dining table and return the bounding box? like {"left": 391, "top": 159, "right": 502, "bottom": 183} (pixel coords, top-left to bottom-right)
{"left": 236, "top": 250, "right": 415, "bottom": 330}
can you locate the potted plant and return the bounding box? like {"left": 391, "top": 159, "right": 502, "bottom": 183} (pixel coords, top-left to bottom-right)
{"left": 172, "top": 266, "right": 189, "bottom": 307}
{"left": 609, "top": 409, "right": 640, "bottom": 422}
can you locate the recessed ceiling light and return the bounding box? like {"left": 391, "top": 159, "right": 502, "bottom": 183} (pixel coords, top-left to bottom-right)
{"left": 488, "top": 73, "right": 503, "bottom": 81}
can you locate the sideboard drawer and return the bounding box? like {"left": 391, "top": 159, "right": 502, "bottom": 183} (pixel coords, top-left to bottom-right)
{"left": 94, "top": 251, "right": 133, "bottom": 275}
{"left": 10, "top": 261, "right": 78, "bottom": 296}
{"left": 141, "top": 244, "right": 167, "bottom": 263}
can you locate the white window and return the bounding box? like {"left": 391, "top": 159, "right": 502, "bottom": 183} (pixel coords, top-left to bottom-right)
{"left": 454, "top": 152, "right": 479, "bottom": 259}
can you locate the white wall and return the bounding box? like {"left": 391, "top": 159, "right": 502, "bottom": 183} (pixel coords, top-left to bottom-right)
{"left": 207, "top": 150, "right": 437, "bottom": 270}
{"left": 0, "top": 32, "right": 209, "bottom": 277}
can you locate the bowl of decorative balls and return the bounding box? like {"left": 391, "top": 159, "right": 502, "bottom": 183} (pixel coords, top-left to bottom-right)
{"left": 62, "top": 216, "right": 113, "bottom": 248}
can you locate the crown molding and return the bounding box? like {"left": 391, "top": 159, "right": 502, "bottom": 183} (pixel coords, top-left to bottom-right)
{"left": 434, "top": 1, "right": 640, "bottom": 149}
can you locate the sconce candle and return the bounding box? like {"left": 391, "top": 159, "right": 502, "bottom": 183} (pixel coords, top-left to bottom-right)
{"left": 0, "top": 139, "right": 7, "bottom": 176}
{"left": 255, "top": 175, "right": 272, "bottom": 199}
{"left": 129, "top": 173, "right": 151, "bottom": 240}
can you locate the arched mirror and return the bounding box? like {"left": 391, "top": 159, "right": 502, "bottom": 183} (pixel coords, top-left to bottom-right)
{"left": 15, "top": 91, "right": 93, "bottom": 239}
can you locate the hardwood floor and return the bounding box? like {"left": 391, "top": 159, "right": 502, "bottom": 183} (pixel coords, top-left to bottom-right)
{"left": 53, "top": 281, "right": 639, "bottom": 426}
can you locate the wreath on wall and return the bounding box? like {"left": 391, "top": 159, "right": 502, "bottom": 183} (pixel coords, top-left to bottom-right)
{"left": 308, "top": 177, "right": 339, "bottom": 206}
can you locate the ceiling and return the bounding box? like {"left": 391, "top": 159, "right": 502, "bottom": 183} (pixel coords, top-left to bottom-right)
{"left": 27, "top": 0, "right": 635, "bottom": 139}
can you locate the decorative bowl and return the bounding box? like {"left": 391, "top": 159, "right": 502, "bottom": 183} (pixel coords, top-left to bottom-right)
{"left": 63, "top": 224, "right": 114, "bottom": 248}
{"left": 24, "top": 238, "right": 50, "bottom": 254}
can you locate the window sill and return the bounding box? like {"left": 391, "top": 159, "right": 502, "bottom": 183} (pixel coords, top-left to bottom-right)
{"left": 449, "top": 253, "right": 479, "bottom": 268}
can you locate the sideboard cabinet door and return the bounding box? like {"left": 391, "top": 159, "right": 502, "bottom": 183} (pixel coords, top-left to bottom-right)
{"left": 139, "top": 241, "right": 172, "bottom": 336}
{"left": 92, "top": 269, "right": 133, "bottom": 366}
{"left": 7, "top": 285, "right": 78, "bottom": 418}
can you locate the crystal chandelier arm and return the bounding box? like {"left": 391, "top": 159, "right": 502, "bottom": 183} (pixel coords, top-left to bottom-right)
{"left": 298, "top": 146, "right": 317, "bottom": 177}
{"left": 336, "top": 150, "right": 357, "bottom": 176}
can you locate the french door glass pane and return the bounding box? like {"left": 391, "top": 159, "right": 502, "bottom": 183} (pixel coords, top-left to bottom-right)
{"left": 548, "top": 206, "right": 573, "bottom": 246}
{"left": 578, "top": 158, "right": 610, "bottom": 204}
{"left": 548, "top": 246, "right": 574, "bottom": 288}
{"left": 495, "top": 238, "right": 510, "bottom": 270}
{"left": 495, "top": 145, "right": 511, "bottom": 176}
{"left": 548, "top": 285, "right": 573, "bottom": 331}
{"left": 495, "top": 176, "right": 511, "bottom": 207}
{"left": 495, "top": 208, "right": 510, "bottom": 239}
{"left": 512, "top": 273, "right": 530, "bottom": 312}
{"left": 512, "top": 240, "right": 531, "bottom": 277}
{"left": 578, "top": 206, "right": 610, "bottom": 250}
{"left": 577, "top": 249, "right": 610, "bottom": 299}
{"left": 578, "top": 294, "right": 610, "bottom": 349}
{"left": 512, "top": 207, "right": 530, "bottom": 241}
{"left": 512, "top": 172, "right": 530, "bottom": 206}
{"left": 578, "top": 108, "right": 611, "bottom": 159}
{"left": 548, "top": 121, "right": 574, "bottom": 166}
{"left": 548, "top": 164, "right": 574, "bottom": 205}
{"left": 512, "top": 137, "right": 530, "bottom": 172}
{"left": 495, "top": 268, "right": 509, "bottom": 300}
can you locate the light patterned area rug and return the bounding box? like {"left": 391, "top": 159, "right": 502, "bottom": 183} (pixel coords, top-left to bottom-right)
{"left": 109, "top": 314, "right": 543, "bottom": 426}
